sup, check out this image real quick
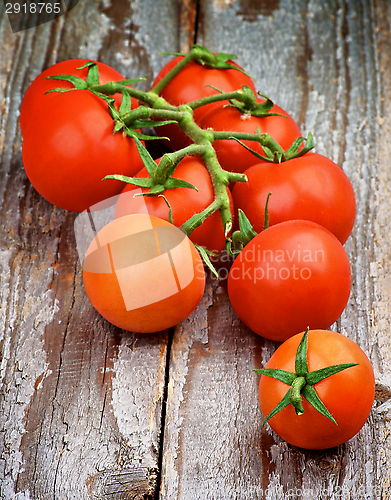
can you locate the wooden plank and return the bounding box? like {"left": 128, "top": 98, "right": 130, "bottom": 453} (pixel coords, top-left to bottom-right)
{"left": 0, "top": 1, "right": 194, "bottom": 498}
{"left": 159, "top": 0, "right": 391, "bottom": 498}
{"left": 1, "top": 0, "right": 391, "bottom": 498}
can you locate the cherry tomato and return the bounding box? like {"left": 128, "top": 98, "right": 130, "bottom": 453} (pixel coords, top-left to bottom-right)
{"left": 197, "top": 99, "right": 302, "bottom": 173}
{"left": 258, "top": 329, "right": 375, "bottom": 449}
{"left": 227, "top": 220, "right": 351, "bottom": 342}
{"left": 232, "top": 152, "right": 356, "bottom": 244}
{"left": 82, "top": 214, "right": 206, "bottom": 332}
{"left": 20, "top": 59, "right": 126, "bottom": 137}
{"left": 114, "top": 155, "right": 233, "bottom": 253}
{"left": 22, "top": 90, "right": 144, "bottom": 212}
{"left": 152, "top": 56, "right": 257, "bottom": 150}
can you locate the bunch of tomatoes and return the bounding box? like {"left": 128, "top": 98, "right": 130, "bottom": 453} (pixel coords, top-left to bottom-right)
{"left": 19, "top": 45, "right": 375, "bottom": 450}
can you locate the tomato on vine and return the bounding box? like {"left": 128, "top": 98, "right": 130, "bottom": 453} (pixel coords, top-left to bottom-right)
{"left": 113, "top": 154, "right": 233, "bottom": 254}
{"left": 255, "top": 329, "right": 375, "bottom": 449}
{"left": 20, "top": 59, "right": 128, "bottom": 136}
{"left": 82, "top": 214, "right": 206, "bottom": 333}
{"left": 151, "top": 46, "right": 257, "bottom": 150}
{"left": 22, "top": 89, "right": 144, "bottom": 212}
{"left": 232, "top": 152, "right": 356, "bottom": 244}
{"left": 197, "top": 96, "right": 302, "bottom": 173}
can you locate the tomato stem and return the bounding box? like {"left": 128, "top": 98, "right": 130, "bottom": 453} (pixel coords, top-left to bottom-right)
{"left": 289, "top": 376, "right": 306, "bottom": 415}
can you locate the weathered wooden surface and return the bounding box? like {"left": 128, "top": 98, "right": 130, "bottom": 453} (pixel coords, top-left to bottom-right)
{"left": 0, "top": 0, "right": 391, "bottom": 499}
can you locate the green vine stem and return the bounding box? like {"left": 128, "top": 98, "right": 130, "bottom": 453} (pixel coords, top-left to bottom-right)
{"left": 56, "top": 55, "right": 308, "bottom": 252}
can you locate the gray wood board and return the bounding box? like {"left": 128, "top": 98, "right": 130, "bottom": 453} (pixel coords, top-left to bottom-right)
{"left": 0, "top": 0, "right": 390, "bottom": 499}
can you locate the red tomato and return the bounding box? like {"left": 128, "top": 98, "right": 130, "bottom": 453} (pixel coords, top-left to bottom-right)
{"left": 227, "top": 220, "right": 351, "bottom": 342}
{"left": 232, "top": 153, "right": 356, "bottom": 244}
{"left": 20, "top": 59, "right": 126, "bottom": 137}
{"left": 22, "top": 90, "right": 144, "bottom": 212}
{"left": 114, "top": 155, "right": 233, "bottom": 253}
{"left": 82, "top": 214, "right": 206, "bottom": 332}
{"left": 258, "top": 329, "right": 375, "bottom": 449}
{"left": 152, "top": 56, "right": 257, "bottom": 150}
{"left": 197, "top": 100, "right": 302, "bottom": 173}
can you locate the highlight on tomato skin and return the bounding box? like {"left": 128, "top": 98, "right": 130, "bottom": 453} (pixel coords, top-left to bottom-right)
{"left": 82, "top": 214, "right": 206, "bottom": 333}
{"left": 257, "top": 329, "right": 375, "bottom": 450}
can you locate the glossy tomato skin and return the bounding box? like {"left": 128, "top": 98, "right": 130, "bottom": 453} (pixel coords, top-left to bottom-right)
{"left": 232, "top": 153, "right": 356, "bottom": 244}
{"left": 22, "top": 90, "right": 144, "bottom": 212}
{"left": 20, "top": 59, "right": 127, "bottom": 137}
{"left": 152, "top": 56, "right": 257, "bottom": 150}
{"left": 258, "top": 329, "right": 375, "bottom": 449}
{"left": 197, "top": 101, "right": 302, "bottom": 173}
{"left": 114, "top": 155, "right": 233, "bottom": 253}
{"left": 227, "top": 220, "right": 351, "bottom": 342}
{"left": 82, "top": 214, "right": 206, "bottom": 333}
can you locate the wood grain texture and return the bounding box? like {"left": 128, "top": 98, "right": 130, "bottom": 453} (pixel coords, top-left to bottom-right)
{"left": 0, "top": 0, "right": 390, "bottom": 499}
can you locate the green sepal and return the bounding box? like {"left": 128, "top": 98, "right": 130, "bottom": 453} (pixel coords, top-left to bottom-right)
{"left": 225, "top": 209, "right": 258, "bottom": 258}
{"left": 231, "top": 132, "right": 315, "bottom": 164}
{"left": 253, "top": 368, "right": 296, "bottom": 386}
{"left": 119, "top": 89, "right": 133, "bottom": 117}
{"left": 229, "top": 136, "right": 275, "bottom": 163}
{"left": 125, "top": 128, "right": 170, "bottom": 141}
{"left": 89, "top": 89, "right": 116, "bottom": 106}
{"left": 262, "top": 391, "right": 291, "bottom": 426}
{"left": 131, "top": 119, "right": 177, "bottom": 129}
{"left": 193, "top": 244, "right": 219, "bottom": 279}
{"left": 306, "top": 363, "right": 359, "bottom": 386}
{"left": 302, "top": 385, "right": 337, "bottom": 424}
{"left": 116, "top": 77, "right": 147, "bottom": 86}
{"left": 284, "top": 132, "right": 315, "bottom": 160}
{"left": 158, "top": 51, "right": 186, "bottom": 57}
{"left": 263, "top": 192, "right": 272, "bottom": 230}
{"left": 164, "top": 177, "right": 198, "bottom": 191}
{"left": 191, "top": 44, "right": 253, "bottom": 78}
{"left": 295, "top": 328, "right": 310, "bottom": 376}
{"left": 102, "top": 175, "right": 154, "bottom": 189}
{"left": 44, "top": 87, "right": 78, "bottom": 94}
{"left": 143, "top": 184, "right": 165, "bottom": 196}
{"left": 85, "top": 63, "right": 100, "bottom": 86}
{"left": 133, "top": 137, "right": 158, "bottom": 178}
{"left": 237, "top": 209, "right": 258, "bottom": 245}
{"left": 158, "top": 195, "right": 174, "bottom": 224}
{"left": 46, "top": 74, "right": 88, "bottom": 89}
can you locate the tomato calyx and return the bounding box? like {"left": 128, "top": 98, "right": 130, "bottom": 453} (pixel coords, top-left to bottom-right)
{"left": 45, "top": 61, "right": 145, "bottom": 94}
{"left": 226, "top": 194, "right": 271, "bottom": 257}
{"left": 151, "top": 45, "right": 253, "bottom": 95}
{"left": 231, "top": 131, "right": 315, "bottom": 164}
{"left": 104, "top": 137, "right": 200, "bottom": 196}
{"left": 254, "top": 328, "right": 359, "bottom": 426}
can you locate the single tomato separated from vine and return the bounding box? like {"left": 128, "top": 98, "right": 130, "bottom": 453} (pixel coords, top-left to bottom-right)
{"left": 82, "top": 214, "right": 206, "bottom": 333}
{"left": 256, "top": 329, "right": 375, "bottom": 450}
{"left": 227, "top": 220, "right": 351, "bottom": 342}
{"left": 20, "top": 59, "right": 127, "bottom": 136}
{"left": 232, "top": 153, "right": 356, "bottom": 244}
